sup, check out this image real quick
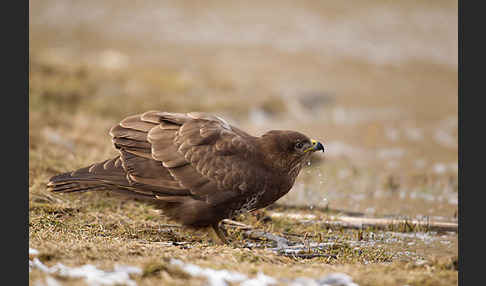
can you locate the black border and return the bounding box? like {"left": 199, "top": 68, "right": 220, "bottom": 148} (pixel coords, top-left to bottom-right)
{"left": 459, "top": 0, "right": 483, "bottom": 285}
{"left": 458, "top": 0, "right": 462, "bottom": 283}
{"left": 7, "top": 0, "right": 29, "bottom": 284}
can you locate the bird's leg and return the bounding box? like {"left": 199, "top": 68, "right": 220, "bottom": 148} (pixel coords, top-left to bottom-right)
{"left": 208, "top": 222, "right": 229, "bottom": 245}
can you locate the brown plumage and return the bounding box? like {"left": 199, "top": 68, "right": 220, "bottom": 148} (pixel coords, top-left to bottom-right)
{"left": 47, "top": 111, "right": 324, "bottom": 244}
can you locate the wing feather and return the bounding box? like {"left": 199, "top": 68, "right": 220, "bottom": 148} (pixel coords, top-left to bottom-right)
{"left": 119, "top": 115, "right": 155, "bottom": 132}
{"left": 110, "top": 111, "right": 266, "bottom": 207}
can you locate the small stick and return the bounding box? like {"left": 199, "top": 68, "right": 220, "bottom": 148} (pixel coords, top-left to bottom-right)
{"left": 268, "top": 212, "right": 457, "bottom": 232}
{"left": 244, "top": 230, "right": 290, "bottom": 250}
{"left": 222, "top": 219, "right": 254, "bottom": 230}
{"left": 323, "top": 216, "right": 458, "bottom": 233}
{"left": 157, "top": 224, "right": 181, "bottom": 228}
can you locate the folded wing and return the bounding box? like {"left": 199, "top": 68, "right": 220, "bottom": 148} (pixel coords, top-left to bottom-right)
{"left": 110, "top": 111, "right": 266, "bottom": 206}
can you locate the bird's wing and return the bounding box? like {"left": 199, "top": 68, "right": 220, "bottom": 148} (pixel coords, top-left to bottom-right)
{"left": 110, "top": 111, "right": 266, "bottom": 205}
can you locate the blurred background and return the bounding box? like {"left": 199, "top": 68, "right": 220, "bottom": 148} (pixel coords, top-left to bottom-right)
{"left": 29, "top": 0, "right": 458, "bottom": 221}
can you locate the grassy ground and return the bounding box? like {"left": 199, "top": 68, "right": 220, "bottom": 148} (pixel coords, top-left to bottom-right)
{"left": 29, "top": 1, "right": 457, "bottom": 285}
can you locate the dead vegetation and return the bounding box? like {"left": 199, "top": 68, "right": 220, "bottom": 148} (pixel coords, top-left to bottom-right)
{"left": 29, "top": 185, "right": 457, "bottom": 285}
{"left": 30, "top": 1, "right": 457, "bottom": 284}
{"left": 29, "top": 58, "right": 458, "bottom": 285}
{"left": 29, "top": 57, "right": 458, "bottom": 286}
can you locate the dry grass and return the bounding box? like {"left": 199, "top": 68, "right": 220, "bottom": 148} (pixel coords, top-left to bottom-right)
{"left": 30, "top": 1, "right": 457, "bottom": 285}
{"left": 29, "top": 57, "right": 458, "bottom": 286}
{"left": 29, "top": 187, "right": 458, "bottom": 285}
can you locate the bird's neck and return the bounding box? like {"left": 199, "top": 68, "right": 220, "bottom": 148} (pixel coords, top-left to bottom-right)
{"left": 256, "top": 137, "right": 303, "bottom": 176}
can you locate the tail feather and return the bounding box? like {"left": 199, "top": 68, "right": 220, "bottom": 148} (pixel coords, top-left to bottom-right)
{"left": 47, "top": 156, "right": 128, "bottom": 194}
{"left": 46, "top": 155, "right": 217, "bottom": 226}
{"left": 47, "top": 179, "right": 107, "bottom": 193}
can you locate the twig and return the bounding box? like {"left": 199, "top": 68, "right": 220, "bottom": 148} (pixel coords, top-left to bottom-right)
{"left": 222, "top": 219, "right": 254, "bottom": 230}
{"left": 268, "top": 204, "right": 365, "bottom": 217}
{"left": 243, "top": 230, "right": 290, "bottom": 249}
{"left": 158, "top": 224, "right": 181, "bottom": 228}
{"left": 284, "top": 253, "right": 337, "bottom": 259}
{"left": 323, "top": 216, "right": 458, "bottom": 233}
{"left": 268, "top": 211, "right": 457, "bottom": 232}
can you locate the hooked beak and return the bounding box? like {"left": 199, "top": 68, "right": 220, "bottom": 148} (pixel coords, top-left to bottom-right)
{"left": 306, "top": 139, "right": 325, "bottom": 153}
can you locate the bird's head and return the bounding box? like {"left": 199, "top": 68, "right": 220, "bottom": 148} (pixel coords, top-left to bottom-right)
{"left": 260, "top": 130, "right": 324, "bottom": 174}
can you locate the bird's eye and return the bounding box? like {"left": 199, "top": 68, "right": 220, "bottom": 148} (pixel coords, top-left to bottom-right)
{"left": 295, "top": 142, "right": 304, "bottom": 149}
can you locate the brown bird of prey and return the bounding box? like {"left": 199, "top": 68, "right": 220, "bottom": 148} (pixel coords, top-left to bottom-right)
{"left": 47, "top": 111, "right": 324, "bottom": 244}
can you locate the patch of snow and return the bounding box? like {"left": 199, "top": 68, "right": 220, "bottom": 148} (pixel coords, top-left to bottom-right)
{"left": 241, "top": 272, "right": 278, "bottom": 286}
{"left": 30, "top": 250, "right": 360, "bottom": 286}
{"left": 45, "top": 276, "right": 62, "bottom": 286}
{"left": 287, "top": 277, "right": 320, "bottom": 286}
{"left": 171, "top": 259, "right": 359, "bottom": 286}
{"left": 319, "top": 273, "right": 359, "bottom": 286}
{"left": 171, "top": 259, "right": 248, "bottom": 286}
{"left": 30, "top": 248, "right": 39, "bottom": 256}
{"left": 35, "top": 276, "right": 62, "bottom": 286}
{"left": 30, "top": 258, "right": 50, "bottom": 273}
{"left": 29, "top": 253, "right": 141, "bottom": 286}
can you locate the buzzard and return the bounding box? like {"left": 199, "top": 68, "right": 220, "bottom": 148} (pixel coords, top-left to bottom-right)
{"left": 47, "top": 111, "right": 324, "bottom": 244}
